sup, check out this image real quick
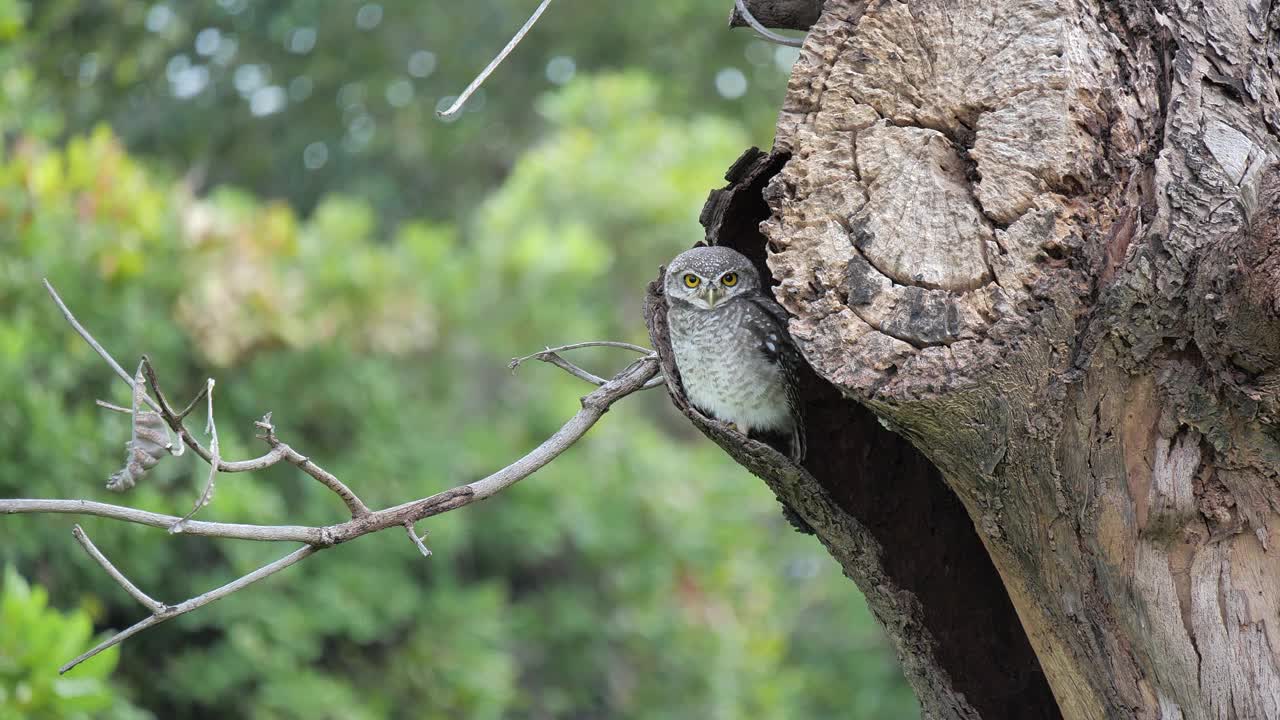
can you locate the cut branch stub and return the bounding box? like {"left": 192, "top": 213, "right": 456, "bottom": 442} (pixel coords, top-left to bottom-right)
{"left": 767, "top": 0, "right": 1112, "bottom": 400}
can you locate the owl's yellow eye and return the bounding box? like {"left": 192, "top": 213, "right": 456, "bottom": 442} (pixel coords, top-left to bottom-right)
{"left": 683, "top": 274, "right": 701, "bottom": 288}
{"left": 721, "top": 272, "right": 738, "bottom": 287}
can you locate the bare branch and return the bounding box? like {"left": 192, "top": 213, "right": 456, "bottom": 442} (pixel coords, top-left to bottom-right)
{"left": 733, "top": 0, "right": 806, "bottom": 47}
{"left": 7, "top": 358, "right": 656, "bottom": 543}
{"left": 96, "top": 400, "right": 133, "bottom": 414}
{"left": 436, "top": 0, "right": 554, "bottom": 119}
{"left": 15, "top": 278, "right": 661, "bottom": 669}
{"left": 510, "top": 341, "right": 666, "bottom": 389}
{"left": 512, "top": 349, "right": 610, "bottom": 385}
{"left": 174, "top": 383, "right": 210, "bottom": 421}
{"left": 4, "top": 357, "right": 658, "bottom": 668}
{"left": 60, "top": 544, "right": 317, "bottom": 674}
{"left": 257, "top": 413, "right": 371, "bottom": 519}
{"left": 43, "top": 280, "right": 160, "bottom": 413}
{"left": 535, "top": 341, "right": 655, "bottom": 355}
{"left": 1, "top": 499, "right": 325, "bottom": 543}
{"left": 72, "top": 525, "right": 164, "bottom": 614}
{"left": 141, "top": 359, "right": 370, "bottom": 518}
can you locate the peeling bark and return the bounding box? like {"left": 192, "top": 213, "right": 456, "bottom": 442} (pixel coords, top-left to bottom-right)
{"left": 679, "top": 0, "right": 1280, "bottom": 717}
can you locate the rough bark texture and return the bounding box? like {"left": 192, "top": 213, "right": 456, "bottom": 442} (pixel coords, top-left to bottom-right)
{"left": 646, "top": 148, "right": 1059, "bottom": 719}
{"left": 694, "top": 0, "right": 1280, "bottom": 718}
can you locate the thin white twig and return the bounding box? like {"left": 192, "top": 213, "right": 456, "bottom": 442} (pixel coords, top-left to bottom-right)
{"left": 510, "top": 342, "right": 665, "bottom": 389}
{"left": 43, "top": 279, "right": 160, "bottom": 412}
{"left": 436, "top": 0, "right": 554, "bottom": 119}
{"left": 96, "top": 400, "right": 133, "bottom": 414}
{"left": 171, "top": 379, "right": 219, "bottom": 532}
{"left": 538, "top": 341, "right": 655, "bottom": 355}
{"left": 404, "top": 522, "right": 431, "bottom": 557}
{"left": 734, "top": 0, "right": 806, "bottom": 47}
{"left": 72, "top": 525, "right": 165, "bottom": 614}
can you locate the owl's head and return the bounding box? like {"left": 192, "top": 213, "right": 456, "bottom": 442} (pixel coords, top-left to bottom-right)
{"left": 664, "top": 246, "right": 760, "bottom": 310}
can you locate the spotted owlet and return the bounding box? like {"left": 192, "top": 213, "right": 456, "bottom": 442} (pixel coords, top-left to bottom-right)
{"left": 664, "top": 246, "right": 805, "bottom": 462}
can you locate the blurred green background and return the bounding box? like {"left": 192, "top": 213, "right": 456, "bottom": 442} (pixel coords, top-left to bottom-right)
{"left": 0, "top": 2, "right": 917, "bottom": 718}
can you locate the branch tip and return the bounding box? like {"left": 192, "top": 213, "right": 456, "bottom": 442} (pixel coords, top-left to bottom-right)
{"left": 405, "top": 522, "right": 432, "bottom": 557}
{"left": 72, "top": 524, "right": 165, "bottom": 614}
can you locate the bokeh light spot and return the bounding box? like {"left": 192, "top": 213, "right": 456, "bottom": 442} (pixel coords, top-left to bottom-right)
{"left": 145, "top": 5, "right": 174, "bottom": 33}
{"left": 546, "top": 56, "right": 576, "bottom": 85}
{"left": 407, "top": 50, "right": 437, "bottom": 78}
{"left": 250, "top": 85, "right": 287, "bottom": 116}
{"left": 171, "top": 66, "right": 209, "bottom": 98}
{"left": 355, "top": 4, "right": 383, "bottom": 30}
{"left": 385, "top": 78, "right": 414, "bottom": 108}
{"left": 233, "top": 63, "right": 266, "bottom": 96}
{"left": 288, "top": 76, "right": 314, "bottom": 102}
{"left": 195, "top": 28, "right": 222, "bottom": 57}
{"left": 303, "top": 141, "right": 329, "bottom": 169}
{"left": 773, "top": 46, "right": 801, "bottom": 72}
{"left": 289, "top": 27, "right": 317, "bottom": 55}
{"left": 714, "top": 67, "right": 747, "bottom": 99}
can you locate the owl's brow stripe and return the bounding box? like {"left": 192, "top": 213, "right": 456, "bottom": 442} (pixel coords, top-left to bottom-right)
{"left": 4, "top": 281, "right": 659, "bottom": 674}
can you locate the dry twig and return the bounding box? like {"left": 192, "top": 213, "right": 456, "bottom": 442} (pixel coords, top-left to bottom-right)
{"left": 2, "top": 280, "right": 659, "bottom": 673}
{"left": 437, "top": 0, "right": 555, "bottom": 119}
{"left": 510, "top": 341, "right": 665, "bottom": 389}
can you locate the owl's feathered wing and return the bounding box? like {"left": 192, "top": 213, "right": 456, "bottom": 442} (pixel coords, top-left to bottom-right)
{"left": 743, "top": 291, "right": 806, "bottom": 463}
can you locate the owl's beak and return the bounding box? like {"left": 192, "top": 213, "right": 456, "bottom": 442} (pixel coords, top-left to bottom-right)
{"left": 701, "top": 287, "right": 722, "bottom": 308}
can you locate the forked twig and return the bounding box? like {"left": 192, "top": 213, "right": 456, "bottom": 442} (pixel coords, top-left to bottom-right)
{"left": 72, "top": 525, "right": 165, "bottom": 615}
{"left": 59, "top": 544, "right": 318, "bottom": 674}
{"left": 510, "top": 341, "right": 665, "bottom": 389}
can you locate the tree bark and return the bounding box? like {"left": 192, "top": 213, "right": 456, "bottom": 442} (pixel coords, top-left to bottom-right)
{"left": 654, "top": 0, "right": 1280, "bottom": 717}
{"left": 730, "top": 0, "right": 825, "bottom": 30}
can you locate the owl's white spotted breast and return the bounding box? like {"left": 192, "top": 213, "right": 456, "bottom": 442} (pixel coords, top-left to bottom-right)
{"left": 667, "top": 298, "right": 794, "bottom": 434}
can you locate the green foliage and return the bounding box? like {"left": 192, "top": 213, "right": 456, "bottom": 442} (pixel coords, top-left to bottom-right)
{"left": 1, "top": 9, "right": 918, "bottom": 720}
{"left": 0, "top": 567, "right": 145, "bottom": 720}
{"left": 10, "top": 1, "right": 795, "bottom": 225}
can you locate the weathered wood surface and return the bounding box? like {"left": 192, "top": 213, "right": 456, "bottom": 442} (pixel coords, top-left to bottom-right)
{"left": 650, "top": 147, "right": 1061, "bottom": 718}
{"left": 742, "top": 0, "right": 1280, "bottom": 717}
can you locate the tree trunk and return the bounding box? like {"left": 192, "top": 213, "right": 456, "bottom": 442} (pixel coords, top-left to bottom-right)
{"left": 651, "top": 1, "right": 1280, "bottom": 717}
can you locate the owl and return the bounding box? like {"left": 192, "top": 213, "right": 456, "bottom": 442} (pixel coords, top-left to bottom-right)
{"left": 664, "top": 246, "right": 805, "bottom": 462}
